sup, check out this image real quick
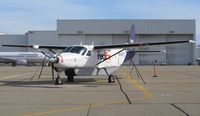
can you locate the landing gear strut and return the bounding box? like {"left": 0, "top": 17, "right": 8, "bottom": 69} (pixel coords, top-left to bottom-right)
{"left": 53, "top": 68, "right": 63, "bottom": 85}
{"left": 103, "top": 68, "right": 115, "bottom": 83}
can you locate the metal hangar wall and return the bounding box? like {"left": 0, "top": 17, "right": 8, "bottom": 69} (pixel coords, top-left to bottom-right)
{"left": 56, "top": 20, "right": 195, "bottom": 65}
{"left": 0, "top": 19, "right": 195, "bottom": 65}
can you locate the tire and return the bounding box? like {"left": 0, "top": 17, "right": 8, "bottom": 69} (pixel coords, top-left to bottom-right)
{"left": 108, "top": 75, "right": 115, "bottom": 83}
{"left": 55, "top": 76, "right": 63, "bottom": 85}
{"left": 68, "top": 75, "right": 74, "bottom": 82}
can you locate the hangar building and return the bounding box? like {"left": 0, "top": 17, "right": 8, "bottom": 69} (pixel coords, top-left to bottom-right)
{"left": 0, "top": 19, "right": 196, "bottom": 65}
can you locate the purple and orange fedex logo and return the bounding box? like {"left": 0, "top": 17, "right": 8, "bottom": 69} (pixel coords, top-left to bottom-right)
{"left": 97, "top": 50, "right": 111, "bottom": 61}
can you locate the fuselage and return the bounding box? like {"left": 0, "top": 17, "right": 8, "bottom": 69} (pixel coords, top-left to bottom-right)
{"left": 0, "top": 52, "right": 46, "bottom": 65}
{"left": 53, "top": 45, "right": 129, "bottom": 75}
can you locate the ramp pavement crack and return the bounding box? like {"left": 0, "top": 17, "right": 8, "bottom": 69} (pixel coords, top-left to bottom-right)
{"left": 86, "top": 104, "right": 91, "bottom": 116}
{"left": 171, "top": 103, "right": 190, "bottom": 116}
{"left": 115, "top": 76, "right": 132, "bottom": 104}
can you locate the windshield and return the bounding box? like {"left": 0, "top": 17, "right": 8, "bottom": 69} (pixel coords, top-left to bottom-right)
{"left": 69, "top": 46, "right": 87, "bottom": 55}
{"left": 64, "top": 47, "right": 72, "bottom": 52}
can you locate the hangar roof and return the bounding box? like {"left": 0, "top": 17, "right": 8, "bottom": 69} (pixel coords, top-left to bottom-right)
{"left": 57, "top": 19, "right": 195, "bottom": 35}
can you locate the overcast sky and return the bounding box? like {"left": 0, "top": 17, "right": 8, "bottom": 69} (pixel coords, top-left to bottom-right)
{"left": 0, "top": 0, "right": 199, "bottom": 42}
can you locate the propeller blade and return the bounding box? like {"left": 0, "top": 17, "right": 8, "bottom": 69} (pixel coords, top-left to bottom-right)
{"left": 30, "top": 67, "right": 40, "bottom": 81}
{"left": 38, "top": 56, "right": 46, "bottom": 79}
{"left": 51, "top": 63, "right": 55, "bottom": 80}
{"left": 55, "top": 50, "right": 64, "bottom": 58}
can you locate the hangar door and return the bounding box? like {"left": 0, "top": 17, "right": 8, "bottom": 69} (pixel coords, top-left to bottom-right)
{"left": 166, "top": 35, "right": 193, "bottom": 65}
{"left": 139, "top": 35, "right": 166, "bottom": 65}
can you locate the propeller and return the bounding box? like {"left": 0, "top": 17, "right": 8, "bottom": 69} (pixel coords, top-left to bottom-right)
{"left": 30, "top": 56, "right": 47, "bottom": 81}
{"left": 32, "top": 49, "right": 64, "bottom": 81}
{"left": 38, "top": 56, "right": 47, "bottom": 79}
{"left": 51, "top": 63, "right": 55, "bottom": 80}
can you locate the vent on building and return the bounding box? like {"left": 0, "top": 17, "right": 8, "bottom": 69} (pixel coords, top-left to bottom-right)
{"left": 123, "top": 30, "right": 129, "bottom": 34}
{"left": 77, "top": 31, "right": 83, "bottom": 34}
{"left": 168, "top": 30, "right": 175, "bottom": 34}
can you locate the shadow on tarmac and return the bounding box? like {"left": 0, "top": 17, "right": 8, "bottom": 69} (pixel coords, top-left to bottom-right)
{"left": 0, "top": 77, "right": 115, "bottom": 88}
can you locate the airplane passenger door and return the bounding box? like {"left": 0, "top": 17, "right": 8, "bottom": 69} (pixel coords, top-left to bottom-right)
{"left": 84, "top": 50, "right": 96, "bottom": 67}
{"left": 76, "top": 50, "right": 93, "bottom": 67}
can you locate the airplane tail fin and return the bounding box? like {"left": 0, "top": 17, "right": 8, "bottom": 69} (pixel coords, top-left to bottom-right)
{"left": 124, "top": 24, "right": 136, "bottom": 63}
{"left": 128, "top": 24, "right": 136, "bottom": 44}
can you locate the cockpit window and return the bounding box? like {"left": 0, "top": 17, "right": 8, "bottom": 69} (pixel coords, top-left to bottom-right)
{"left": 64, "top": 47, "right": 72, "bottom": 52}
{"left": 86, "top": 50, "right": 91, "bottom": 56}
{"left": 69, "top": 46, "right": 87, "bottom": 55}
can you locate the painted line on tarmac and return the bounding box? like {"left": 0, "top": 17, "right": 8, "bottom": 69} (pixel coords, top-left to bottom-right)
{"left": 0, "top": 73, "right": 33, "bottom": 81}
{"left": 21, "top": 105, "right": 91, "bottom": 116}
{"left": 21, "top": 103, "right": 113, "bottom": 116}
{"left": 21, "top": 97, "right": 147, "bottom": 116}
{"left": 124, "top": 72, "right": 153, "bottom": 98}
{"left": 21, "top": 97, "right": 146, "bottom": 116}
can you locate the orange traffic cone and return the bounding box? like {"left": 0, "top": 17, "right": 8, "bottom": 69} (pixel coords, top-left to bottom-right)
{"left": 153, "top": 64, "right": 158, "bottom": 77}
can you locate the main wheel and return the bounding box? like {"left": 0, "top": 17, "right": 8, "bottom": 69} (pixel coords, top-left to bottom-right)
{"left": 55, "top": 76, "right": 63, "bottom": 85}
{"left": 68, "top": 75, "right": 74, "bottom": 82}
{"left": 108, "top": 75, "right": 115, "bottom": 83}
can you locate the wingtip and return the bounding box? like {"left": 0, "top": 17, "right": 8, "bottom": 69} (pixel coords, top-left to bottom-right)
{"left": 33, "top": 45, "right": 39, "bottom": 49}
{"left": 161, "top": 50, "right": 167, "bottom": 53}
{"left": 189, "top": 40, "right": 195, "bottom": 43}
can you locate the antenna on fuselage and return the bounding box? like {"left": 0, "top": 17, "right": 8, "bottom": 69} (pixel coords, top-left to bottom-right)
{"left": 91, "top": 41, "right": 94, "bottom": 45}
{"left": 80, "top": 41, "right": 83, "bottom": 45}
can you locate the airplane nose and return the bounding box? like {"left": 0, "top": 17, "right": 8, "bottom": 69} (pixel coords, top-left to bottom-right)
{"left": 57, "top": 55, "right": 64, "bottom": 63}
{"left": 49, "top": 57, "right": 58, "bottom": 63}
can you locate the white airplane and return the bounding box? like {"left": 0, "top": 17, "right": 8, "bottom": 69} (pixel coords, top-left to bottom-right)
{"left": 0, "top": 52, "right": 46, "bottom": 66}
{"left": 2, "top": 25, "right": 195, "bottom": 85}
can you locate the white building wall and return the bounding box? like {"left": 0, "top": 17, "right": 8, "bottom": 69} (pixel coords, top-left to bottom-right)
{"left": 0, "top": 35, "right": 27, "bottom": 52}
{"left": 27, "top": 31, "right": 58, "bottom": 52}
{"left": 86, "top": 35, "right": 112, "bottom": 45}
{"left": 28, "top": 31, "right": 58, "bottom": 45}
{"left": 58, "top": 35, "right": 86, "bottom": 45}
{"left": 57, "top": 20, "right": 195, "bottom": 35}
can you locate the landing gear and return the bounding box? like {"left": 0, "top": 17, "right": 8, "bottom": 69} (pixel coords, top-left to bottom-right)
{"left": 103, "top": 68, "right": 115, "bottom": 83}
{"left": 55, "top": 76, "right": 63, "bottom": 85}
{"left": 65, "top": 69, "right": 76, "bottom": 82}
{"left": 67, "top": 75, "right": 74, "bottom": 82}
{"left": 108, "top": 74, "right": 115, "bottom": 83}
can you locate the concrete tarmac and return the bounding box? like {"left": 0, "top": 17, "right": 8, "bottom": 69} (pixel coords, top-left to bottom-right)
{"left": 0, "top": 66, "right": 200, "bottom": 116}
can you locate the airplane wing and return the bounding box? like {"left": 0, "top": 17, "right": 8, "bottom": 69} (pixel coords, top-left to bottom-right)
{"left": 2, "top": 44, "right": 67, "bottom": 49}
{"left": 93, "top": 40, "right": 194, "bottom": 49}
{"left": 2, "top": 40, "right": 194, "bottom": 50}
{"left": 131, "top": 50, "right": 165, "bottom": 53}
